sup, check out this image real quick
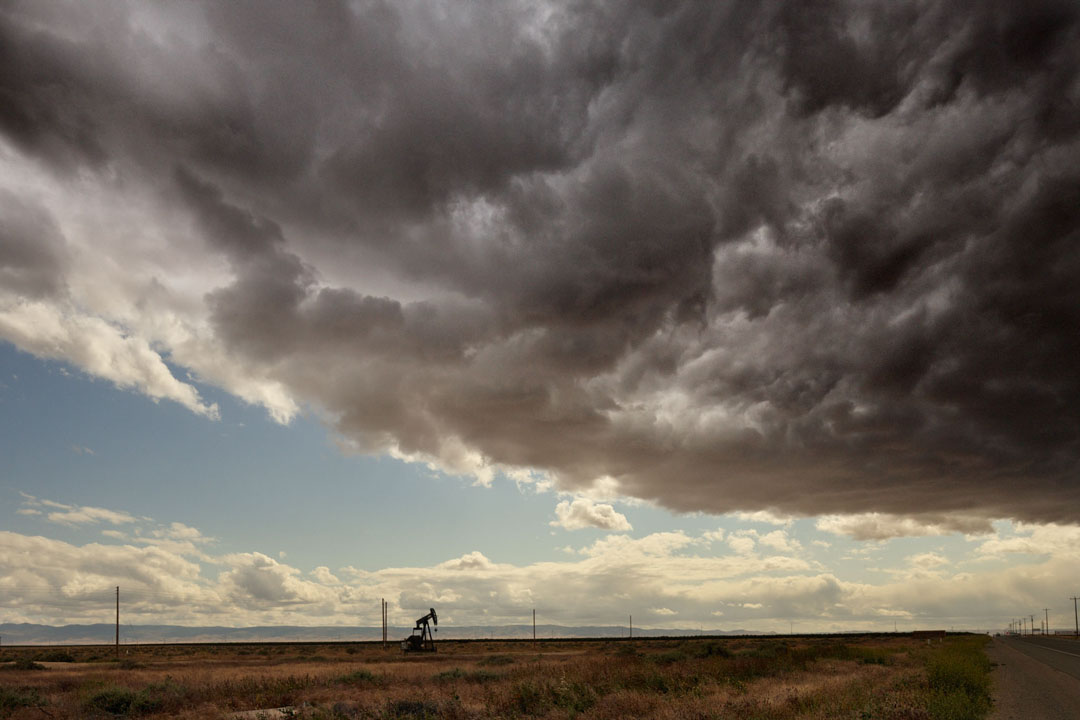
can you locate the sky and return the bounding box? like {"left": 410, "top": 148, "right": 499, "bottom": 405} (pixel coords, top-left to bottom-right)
{"left": 1, "top": 0, "right": 1079, "bottom": 634}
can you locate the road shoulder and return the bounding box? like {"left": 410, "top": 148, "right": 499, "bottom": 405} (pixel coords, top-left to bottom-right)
{"left": 988, "top": 639, "right": 1080, "bottom": 720}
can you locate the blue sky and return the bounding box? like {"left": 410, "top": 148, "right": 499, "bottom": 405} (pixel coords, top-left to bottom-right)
{"left": 1, "top": 1, "right": 1078, "bottom": 635}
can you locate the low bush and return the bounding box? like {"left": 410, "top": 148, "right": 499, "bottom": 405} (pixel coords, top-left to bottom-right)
{"left": 336, "top": 669, "right": 382, "bottom": 686}
{"left": 0, "top": 686, "right": 45, "bottom": 716}
{"left": 433, "top": 668, "right": 500, "bottom": 683}
{"left": 385, "top": 698, "right": 440, "bottom": 718}
{"left": 477, "top": 654, "right": 515, "bottom": 666}
{"left": 82, "top": 686, "right": 162, "bottom": 716}
{"left": 508, "top": 681, "right": 548, "bottom": 715}
{"left": 652, "top": 650, "right": 688, "bottom": 665}
{"left": 690, "top": 641, "right": 732, "bottom": 659}
{"left": 925, "top": 637, "right": 992, "bottom": 720}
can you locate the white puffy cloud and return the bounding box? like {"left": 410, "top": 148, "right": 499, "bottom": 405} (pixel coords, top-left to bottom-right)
{"left": 975, "top": 523, "right": 1080, "bottom": 558}
{"left": 758, "top": 530, "right": 802, "bottom": 554}
{"left": 3, "top": 513, "right": 1079, "bottom": 631}
{"left": 727, "top": 535, "right": 756, "bottom": 556}
{"left": 732, "top": 511, "right": 794, "bottom": 527}
{"left": 703, "top": 529, "right": 725, "bottom": 543}
{"left": 152, "top": 522, "right": 211, "bottom": 544}
{"left": 219, "top": 552, "right": 337, "bottom": 608}
{"left": 815, "top": 513, "right": 994, "bottom": 540}
{"left": 311, "top": 567, "right": 341, "bottom": 584}
{"left": 907, "top": 552, "right": 949, "bottom": 570}
{"left": 550, "top": 497, "right": 632, "bottom": 531}
{"left": 21, "top": 495, "right": 139, "bottom": 529}
{"left": 439, "top": 551, "right": 497, "bottom": 571}
{"left": 0, "top": 300, "right": 218, "bottom": 419}
{"left": 46, "top": 505, "right": 137, "bottom": 527}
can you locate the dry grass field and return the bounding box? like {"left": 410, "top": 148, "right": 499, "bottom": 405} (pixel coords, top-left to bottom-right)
{"left": 0, "top": 634, "right": 990, "bottom": 719}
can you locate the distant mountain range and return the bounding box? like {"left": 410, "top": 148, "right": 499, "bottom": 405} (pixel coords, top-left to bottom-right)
{"left": 0, "top": 622, "right": 763, "bottom": 645}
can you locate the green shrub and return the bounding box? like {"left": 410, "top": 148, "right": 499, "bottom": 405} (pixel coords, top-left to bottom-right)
{"left": 477, "top": 654, "right": 515, "bottom": 666}
{"left": 35, "top": 650, "right": 76, "bottom": 663}
{"left": 385, "top": 698, "right": 440, "bottom": 718}
{"left": 7, "top": 657, "right": 46, "bottom": 671}
{"left": 0, "top": 686, "right": 45, "bottom": 715}
{"left": 434, "top": 667, "right": 466, "bottom": 682}
{"left": 336, "top": 669, "right": 381, "bottom": 685}
{"left": 829, "top": 644, "right": 892, "bottom": 665}
{"left": 652, "top": 650, "right": 689, "bottom": 665}
{"left": 691, "top": 641, "right": 732, "bottom": 659}
{"left": 509, "top": 682, "right": 548, "bottom": 715}
{"left": 550, "top": 678, "right": 597, "bottom": 713}
{"left": 925, "top": 638, "right": 992, "bottom": 720}
{"left": 82, "top": 686, "right": 162, "bottom": 716}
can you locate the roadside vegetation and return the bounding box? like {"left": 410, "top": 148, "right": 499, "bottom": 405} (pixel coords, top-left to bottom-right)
{"left": 0, "top": 634, "right": 992, "bottom": 719}
{"left": 925, "top": 636, "right": 993, "bottom": 720}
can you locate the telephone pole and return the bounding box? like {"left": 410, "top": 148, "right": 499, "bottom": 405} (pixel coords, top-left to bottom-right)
{"left": 1044, "top": 609, "right": 1049, "bottom": 635}
{"left": 1071, "top": 597, "right": 1079, "bottom": 637}
{"left": 629, "top": 615, "right": 632, "bottom": 639}
{"left": 1030, "top": 614, "right": 1035, "bottom": 636}
{"left": 115, "top": 586, "right": 120, "bottom": 659}
{"left": 381, "top": 599, "right": 388, "bottom": 648}
{"left": 532, "top": 609, "right": 536, "bottom": 644}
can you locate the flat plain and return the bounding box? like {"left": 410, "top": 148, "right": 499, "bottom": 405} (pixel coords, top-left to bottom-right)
{"left": 0, "top": 634, "right": 990, "bottom": 719}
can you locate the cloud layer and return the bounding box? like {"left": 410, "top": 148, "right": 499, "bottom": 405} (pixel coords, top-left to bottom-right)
{"left": 3, "top": 499, "right": 1077, "bottom": 632}
{"left": 1, "top": 1, "right": 1078, "bottom": 523}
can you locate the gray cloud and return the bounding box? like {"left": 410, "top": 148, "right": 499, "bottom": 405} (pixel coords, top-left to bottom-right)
{"left": 0, "top": 190, "right": 67, "bottom": 299}
{"left": 1, "top": 1, "right": 1078, "bottom": 523}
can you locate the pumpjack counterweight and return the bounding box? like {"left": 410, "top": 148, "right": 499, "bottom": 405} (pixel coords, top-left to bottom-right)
{"left": 402, "top": 607, "right": 437, "bottom": 653}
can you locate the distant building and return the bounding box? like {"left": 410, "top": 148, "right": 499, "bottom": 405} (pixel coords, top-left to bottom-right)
{"left": 911, "top": 630, "right": 946, "bottom": 640}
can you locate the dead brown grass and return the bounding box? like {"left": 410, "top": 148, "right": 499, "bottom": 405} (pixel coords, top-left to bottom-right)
{"left": 0, "top": 635, "right": 945, "bottom": 719}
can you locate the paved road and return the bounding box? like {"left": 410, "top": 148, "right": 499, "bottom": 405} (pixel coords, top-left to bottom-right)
{"left": 989, "top": 636, "right": 1080, "bottom": 719}
{"left": 1003, "top": 636, "right": 1080, "bottom": 679}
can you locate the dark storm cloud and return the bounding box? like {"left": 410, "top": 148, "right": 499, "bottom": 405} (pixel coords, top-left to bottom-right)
{"left": 2, "top": 0, "right": 1079, "bottom": 522}
{"left": 0, "top": 191, "right": 67, "bottom": 299}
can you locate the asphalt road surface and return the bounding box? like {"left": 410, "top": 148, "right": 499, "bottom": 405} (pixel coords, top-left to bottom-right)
{"left": 989, "top": 636, "right": 1080, "bottom": 719}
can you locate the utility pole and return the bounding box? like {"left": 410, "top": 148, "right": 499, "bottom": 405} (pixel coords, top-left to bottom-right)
{"left": 532, "top": 609, "right": 536, "bottom": 644}
{"left": 115, "top": 586, "right": 120, "bottom": 659}
{"left": 1030, "top": 615, "right": 1035, "bottom": 636}
{"left": 629, "top": 615, "right": 632, "bottom": 640}
{"left": 1044, "top": 609, "right": 1049, "bottom": 635}
{"left": 1071, "top": 597, "right": 1079, "bottom": 637}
